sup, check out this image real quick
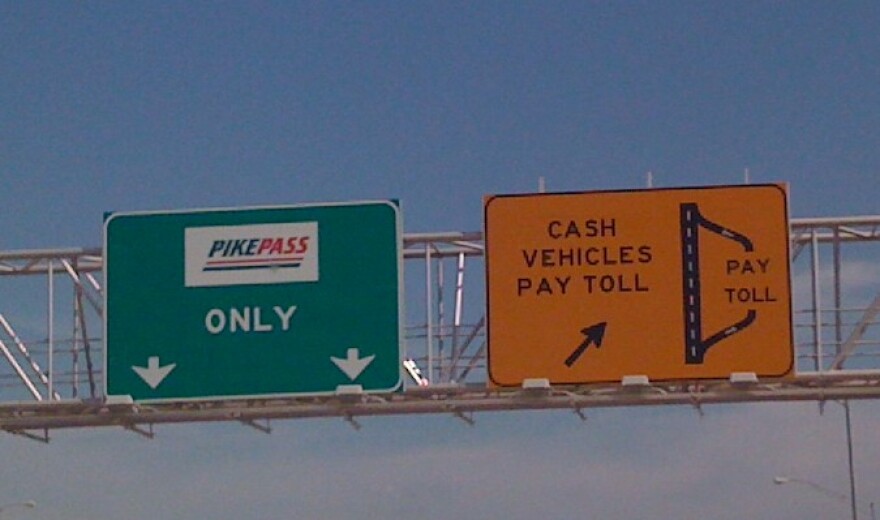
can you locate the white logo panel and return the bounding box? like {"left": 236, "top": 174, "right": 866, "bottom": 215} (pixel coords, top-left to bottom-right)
{"left": 185, "top": 222, "right": 319, "bottom": 287}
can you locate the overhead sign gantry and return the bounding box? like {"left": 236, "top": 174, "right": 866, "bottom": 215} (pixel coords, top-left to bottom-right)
{"left": 484, "top": 184, "right": 793, "bottom": 386}
{"left": 3, "top": 190, "right": 880, "bottom": 437}
{"left": 104, "top": 201, "right": 403, "bottom": 402}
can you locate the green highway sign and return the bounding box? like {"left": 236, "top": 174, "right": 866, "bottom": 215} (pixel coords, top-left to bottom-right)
{"left": 104, "top": 201, "right": 402, "bottom": 402}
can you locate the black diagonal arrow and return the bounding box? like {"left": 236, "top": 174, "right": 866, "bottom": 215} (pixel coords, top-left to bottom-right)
{"left": 564, "top": 322, "right": 608, "bottom": 367}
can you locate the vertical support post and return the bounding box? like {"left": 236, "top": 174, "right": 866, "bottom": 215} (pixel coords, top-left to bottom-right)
{"left": 425, "top": 244, "right": 433, "bottom": 384}
{"left": 833, "top": 227, "right": 843, "bottom": 362}
{"left": 450, "top": 252, "right": 465, "bottom": 382}
{"left": 844, "top": 401, "right": 858, "bottom": 520}
{"left": 811, "top": 229, "right": 823, "bottom": 372}
{"left": 47, "top": 259, "right": 54, "bottom": 400}
{"left": 437, "top": 257, "right": 445, "bottom": 381}
{"left": 72, "top": 283, "right": 81, "bottom": 399}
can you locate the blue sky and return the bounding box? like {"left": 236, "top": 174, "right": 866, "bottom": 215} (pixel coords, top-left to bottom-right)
{"left": 2, "top": 2, "right": 880, "bottom": 519}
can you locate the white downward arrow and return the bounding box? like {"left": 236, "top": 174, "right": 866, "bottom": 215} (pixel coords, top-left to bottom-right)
{"left": 331, "top": 348, "right": 375, "bottom": 381}
{"left": 131, "top": 356, "right": 176, "bottom": 389}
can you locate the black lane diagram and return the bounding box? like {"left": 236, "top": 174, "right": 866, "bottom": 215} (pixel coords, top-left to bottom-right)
{"left": 680, "top": 202, "right": 757, "bottom": 365}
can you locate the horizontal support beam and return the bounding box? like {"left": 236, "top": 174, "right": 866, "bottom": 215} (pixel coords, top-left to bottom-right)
{"left": 0, "top": 247, "right": 102, "bottom": 261}
{"left": 0, "top": 247, "right": 103, "bottom": 276}
{"left": 791, "top": 215, "right": 880, "bottom": 227}
{"left": 3, "top": 373, "right": 880, "bottom": 431}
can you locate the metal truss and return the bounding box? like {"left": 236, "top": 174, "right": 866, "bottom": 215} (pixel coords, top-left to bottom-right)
{"left": 0, "top": 216, "right": 879, "bottom": 438}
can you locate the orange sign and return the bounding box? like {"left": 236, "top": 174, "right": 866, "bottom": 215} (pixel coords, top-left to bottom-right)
{"left": 484, "top": 184, "right": 793, "bottom": 386}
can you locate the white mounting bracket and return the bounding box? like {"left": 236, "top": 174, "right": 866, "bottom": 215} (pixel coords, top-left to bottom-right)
{"left": 621, "top": 375, "right": 651, "bottom": 387}
{"left": 730, "top": 372, "right": 759, "bottom": 386}
{"left": 520, "top": 378, "right": 552, "bottom": 396}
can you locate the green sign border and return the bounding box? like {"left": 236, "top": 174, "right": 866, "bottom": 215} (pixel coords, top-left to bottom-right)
{"left": 104, "top": 201, "right": 403, "bottom": 402}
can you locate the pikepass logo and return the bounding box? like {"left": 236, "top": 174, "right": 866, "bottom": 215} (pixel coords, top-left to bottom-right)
{"left": 185, "top": 222, "right": 319, "bottom": 287}
{"left": 204, "top": 236, "right": 310, "bottom": 272}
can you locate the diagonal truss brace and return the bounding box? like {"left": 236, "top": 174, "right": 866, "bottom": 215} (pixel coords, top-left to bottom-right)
{"left": 830, "top": 291, "right": 880, "bottom": 370}
{"left": 5, "top": 428, "right": 50, "bottom": 444}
